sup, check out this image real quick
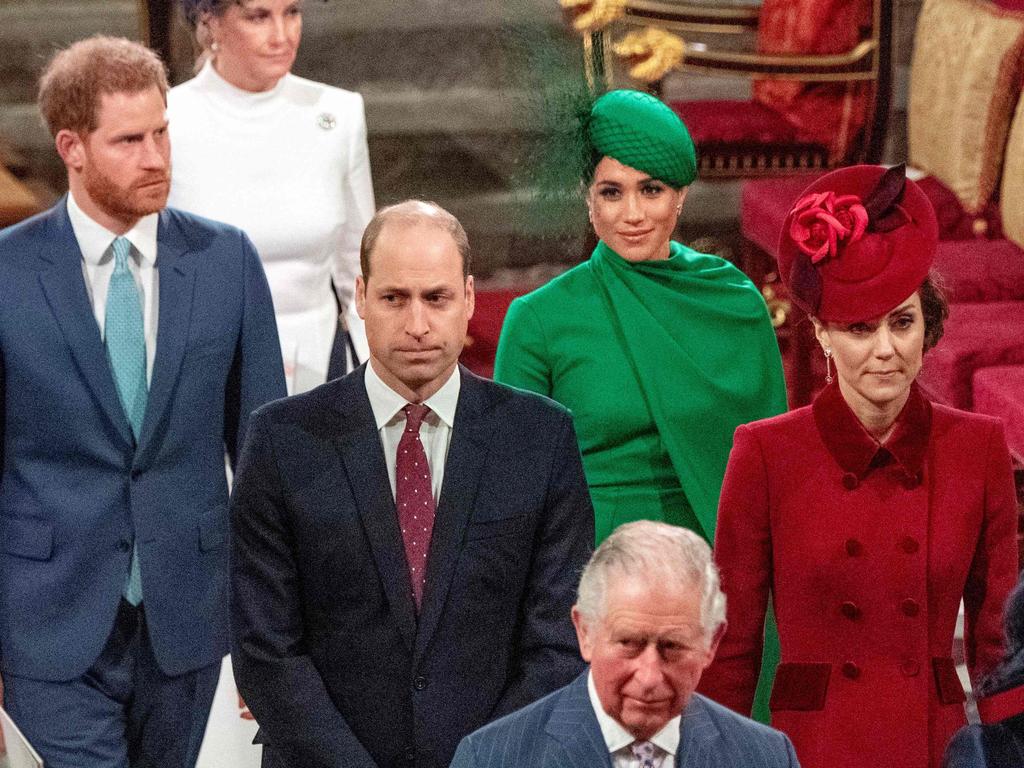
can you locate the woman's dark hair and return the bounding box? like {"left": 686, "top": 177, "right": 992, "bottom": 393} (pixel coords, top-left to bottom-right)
{"left": 920, "top": 271, "right": 949, "bottom": 352}
{"left": 977, "top": 578, "right": 1024, "bottom": 697}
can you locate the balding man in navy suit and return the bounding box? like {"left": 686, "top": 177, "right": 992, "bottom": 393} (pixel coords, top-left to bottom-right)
{"left": 230, "top": 201, "right": 594, "bottom": 768}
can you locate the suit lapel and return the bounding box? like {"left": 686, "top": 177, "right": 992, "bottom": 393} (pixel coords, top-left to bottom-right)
{"left": 543, "top": 673, "right": 614, "bottom": 768}
{"left": 333, "top": 370, "right": 417, "bottom": 652}
{"left": 36, "top": 200, "right": 133, "bottom": 447}
{"left": 677, "top": 695, "right": 722, "bottom": 768}
{"left": 414, "top": 367, "right": 489, "bottom": 660}
{"left": 135, "top": 210, "right": 196, "bottom": 460}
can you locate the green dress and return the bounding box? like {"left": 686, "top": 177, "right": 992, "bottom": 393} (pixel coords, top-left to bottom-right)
{"left": 494, "top": 240, "right": 788, "bottom": 543}
{"left": 494, "top": 240, "right": 788, "bottom": 723}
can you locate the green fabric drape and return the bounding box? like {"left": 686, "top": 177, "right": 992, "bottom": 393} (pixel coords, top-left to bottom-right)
{"left": 587, "top": 240, "right": 788, "bottom": 540}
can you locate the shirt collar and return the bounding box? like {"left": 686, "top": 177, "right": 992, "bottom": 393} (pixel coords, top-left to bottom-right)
{"left": 812, "top": 380, "right": 932, "bottom": 480}
{"left": 363, "top": 362, "right": 460, "bottom": 430}
{"left": 586, "top": 671, "right": 681, "bottom": 757}
{"left": 67, "top": 191, "right": 159, "bottom": 268}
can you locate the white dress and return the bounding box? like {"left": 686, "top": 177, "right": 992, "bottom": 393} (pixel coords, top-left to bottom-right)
{"left": 168, "top": 61, "right": 375, "bottom": 394}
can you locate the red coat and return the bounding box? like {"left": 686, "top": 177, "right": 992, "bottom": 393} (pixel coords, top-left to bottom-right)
{"left": 699, "top": 382, "right": 1018, "bottom": 768}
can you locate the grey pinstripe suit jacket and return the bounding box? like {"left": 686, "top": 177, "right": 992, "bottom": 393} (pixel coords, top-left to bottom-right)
{"left": 450, "top": 672, "right": 800, "bottom": 768}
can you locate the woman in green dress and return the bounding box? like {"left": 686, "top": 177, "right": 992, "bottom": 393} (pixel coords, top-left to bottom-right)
{"left": 494, "top": 89, "right": 788, "bottom": 545}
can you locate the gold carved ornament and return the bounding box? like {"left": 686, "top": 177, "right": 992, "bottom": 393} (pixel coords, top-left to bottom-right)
{"left": 559, "top": 0, "right": 627, "bottom": 34}
{"left": 611, "top": 26, "right": 686, "bottom": 83}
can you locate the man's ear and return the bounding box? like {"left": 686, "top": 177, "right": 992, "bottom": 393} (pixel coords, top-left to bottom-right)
{"left": 571, "top": 605, "right": 594, "bottom": 663}
{"left": 355, "top": 275, "right": 367, "bottom": 320}
{"left": 464, "top": 275, "right": 475, "bottom": 321}
{"left": 55, "top": 129, "right": 85, "bottom": 171}
{"left": 706, "top": 620, "right": 727, "bottom": 661}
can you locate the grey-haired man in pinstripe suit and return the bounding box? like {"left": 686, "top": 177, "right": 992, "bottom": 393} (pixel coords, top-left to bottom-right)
{"left": 450, "top": 521, "right": 800, "bottom": 768}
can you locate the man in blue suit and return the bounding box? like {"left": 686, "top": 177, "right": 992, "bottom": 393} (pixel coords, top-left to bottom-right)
{"left": 0, "top": 36, "right": 286, "bottom": 767}
{"left": 230, "top": 200, "right": 594, "bottom": 768}
{"left": 450, "top": 521, "right": 800, "bottom": 768}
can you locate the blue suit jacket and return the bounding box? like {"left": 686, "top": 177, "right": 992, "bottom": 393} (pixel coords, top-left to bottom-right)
{"left": 450, "top": 672, "right": 800, "bottom": 768}
{"left": 0, "top": 199, "right": 286, "bottom": 681}
{"left": 230, "top": 366, "right": 594, "bottom": 768}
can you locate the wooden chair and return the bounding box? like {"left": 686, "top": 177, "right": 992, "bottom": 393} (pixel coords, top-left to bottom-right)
{"left": 567, "top": 0, "right": 893, "bottom": 179}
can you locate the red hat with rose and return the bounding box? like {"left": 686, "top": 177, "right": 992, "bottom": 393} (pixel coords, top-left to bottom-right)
{"left": 777, "top": 164, "right": 939, "bottom": 323}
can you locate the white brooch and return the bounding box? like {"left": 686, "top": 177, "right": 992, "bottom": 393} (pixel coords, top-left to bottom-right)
{"left": 317, "top": 113, "right": 337, "bottom": 130}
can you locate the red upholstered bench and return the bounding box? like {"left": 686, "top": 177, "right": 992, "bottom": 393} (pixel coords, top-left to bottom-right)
{"left": 973, "top": 365, "right": 1024, "bottom": 462}
{"left": 672, "top": 101, "right": 830, "bottom": 178}
{"left": 934, "top": 238, "right": 1024, "bottom": 303}
{"left": 459, "top": 289, "right": 525, "bottom": 379}
{"left": 917, "top": 302, "right": 1024, "bottom": 409}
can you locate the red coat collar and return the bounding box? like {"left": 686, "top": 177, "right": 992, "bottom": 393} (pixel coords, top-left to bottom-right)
{"left": 812, "top": 381, "right": 932, "bottom": 480}
{"left": 977, "top": 683, "right": 1024, "bottom": 724}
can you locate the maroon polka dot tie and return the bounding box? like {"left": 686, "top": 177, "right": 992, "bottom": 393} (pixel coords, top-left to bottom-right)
{"left": 396, "top": 403, "right": 436, "bottom": 608}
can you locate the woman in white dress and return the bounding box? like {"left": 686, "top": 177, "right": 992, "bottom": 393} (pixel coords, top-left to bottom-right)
{"left": 168, "top": 0, "right": 375, "bottom": 394}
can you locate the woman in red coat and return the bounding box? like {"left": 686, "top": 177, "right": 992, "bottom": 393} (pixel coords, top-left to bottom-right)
{"left": 699, "top": 165, "right": 1019, "bottom": 768}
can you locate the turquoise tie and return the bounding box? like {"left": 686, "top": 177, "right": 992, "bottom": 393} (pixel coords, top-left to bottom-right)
{"left": 104, "top": 236, "right": 147, "bottom": 605}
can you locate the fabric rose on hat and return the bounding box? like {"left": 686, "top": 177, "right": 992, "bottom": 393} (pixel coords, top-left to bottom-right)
{"left": 789, "top": 191, "right": 868, "bottom": 264}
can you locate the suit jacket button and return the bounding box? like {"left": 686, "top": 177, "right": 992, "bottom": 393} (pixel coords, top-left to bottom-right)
{"left": 900, "top": 659, "right": 920, "bottom": 677}
{"left": 898, "top": 536, "right": 919, "bottom": 554}
{"left": 840, "top": 601, "right": 861, "bottom": 620}
{"left": 845, "top": 538, "right": 863, "bottom": 557}
{"left": 117, "top": 539, "right": 131, "bottom": 552}
{"left": 413, "top": 676, "right": 428, "bottom": 691}
{"left": 404, "top": 747, "right": 416, "bottom": 762}
{"left": 842, "top": 472, "right": 859, "bottom": 490}
{"left": 901, "top": 598, "right": 920, "bottom": 617}
{"left": 841, "top": 661, "right": 860, "bottom": 679}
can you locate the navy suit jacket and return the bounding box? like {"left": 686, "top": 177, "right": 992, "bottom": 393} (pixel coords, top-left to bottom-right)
{"left": 230, "top": 365, "right": 594, "bottom": 768}
{"left": 450, "top": 672, "right": 800, "bottom": 768}
{"left": 0, "top": 199, "right": 286, "bottom": 681}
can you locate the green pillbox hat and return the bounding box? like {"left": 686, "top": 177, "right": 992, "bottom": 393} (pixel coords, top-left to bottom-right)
{"left": 587, "top": 89, "right": 697, "bottom": 188}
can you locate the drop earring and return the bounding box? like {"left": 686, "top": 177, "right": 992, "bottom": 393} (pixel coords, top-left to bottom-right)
{"left": 824, "top": 347, "right": 834, "bottom": 385}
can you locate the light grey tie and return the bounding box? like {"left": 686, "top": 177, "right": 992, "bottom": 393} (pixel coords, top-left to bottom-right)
{"left": 631, "top": 741, "right": 659, "bottom": 768}
{"left": 104, "top": 236, "right": 147, "bottom": 605}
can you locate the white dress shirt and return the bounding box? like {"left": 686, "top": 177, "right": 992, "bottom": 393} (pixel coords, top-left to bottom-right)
{"left": 363, "top": 362, "right": 460, "bottom": 503}
{"left": 67, "top": 192, "right": 159, "bottom": 384}
{"left": 587, "top": 672, "right": 681, "bottom": 768}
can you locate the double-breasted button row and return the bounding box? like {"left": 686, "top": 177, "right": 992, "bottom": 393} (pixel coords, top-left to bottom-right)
{"left": 836, "top": 598, "right": 919, "bottom": 619}
{"left": 843, "top": 537, "right": 920, "bottom": 557}
{"left": 840, "top": 660, "right": 920, "bottom": 680}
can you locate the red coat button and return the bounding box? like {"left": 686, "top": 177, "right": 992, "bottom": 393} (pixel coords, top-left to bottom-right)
{"left": 901, "top": 598, "right": 920, "bottom": 617}
{"left": 902, "top": 471, "right": 921, "bottom": 489}
{"left": 842, "top": 472, "right": 859, "bottom": 490}
{"left": 899, "top": 536, "right": 919, "bottom": 554}
{"left": 900, "top": 659, "right": 920, "bottom": 677}
{"left": 840, "top": 601, "right": 861, "bottom": 620}
{"left": 845, "top": 538, "right": 863, "bottom": 556}
{"left": 842, "top": 661, "right": 861, "bottom": 679}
